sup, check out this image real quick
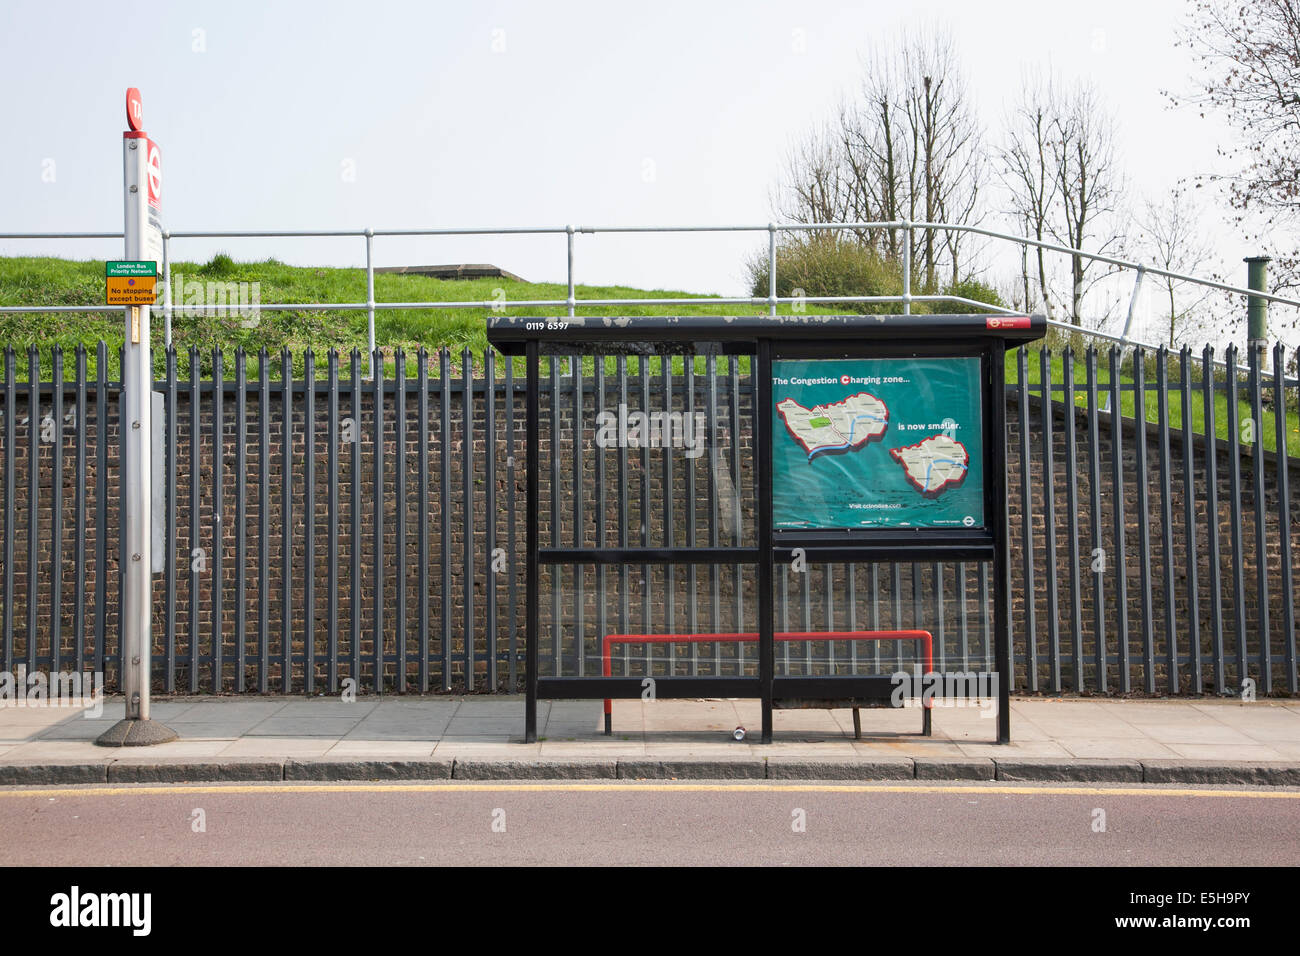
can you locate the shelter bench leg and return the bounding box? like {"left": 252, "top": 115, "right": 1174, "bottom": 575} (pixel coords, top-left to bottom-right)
{"left": 922, "top": 707, "right": 932, "bottom": 737}
{"left": 852, "top": 707, "right": 861, "bottom": 740}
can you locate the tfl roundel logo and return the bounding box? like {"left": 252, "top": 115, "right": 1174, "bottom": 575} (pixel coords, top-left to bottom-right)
{"left": 986, "top": 316, "right": 1031, "bottom": 329}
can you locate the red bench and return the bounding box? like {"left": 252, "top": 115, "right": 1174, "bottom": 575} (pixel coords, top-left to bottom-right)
{"left": 601, "top": 630, "right": 933, "bottom": 737}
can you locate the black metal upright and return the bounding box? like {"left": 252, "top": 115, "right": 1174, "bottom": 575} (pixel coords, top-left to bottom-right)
{"left": 990, "top": 341, "right": 1012, "bottom": 743}
{"left": 756, "top": 339, "right": 775, "bottom": 743}
{"left": 525, "top": 341, "right": 540, "bottom": 743}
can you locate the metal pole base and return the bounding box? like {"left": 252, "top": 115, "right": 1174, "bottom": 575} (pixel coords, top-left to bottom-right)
{"left": 95, "top": 718, "right": 178, "bottom": 747}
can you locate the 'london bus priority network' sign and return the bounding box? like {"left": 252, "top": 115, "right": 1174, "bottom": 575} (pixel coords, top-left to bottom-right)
{"left": 105, "top": 260, "right": 158, "bottom": 306}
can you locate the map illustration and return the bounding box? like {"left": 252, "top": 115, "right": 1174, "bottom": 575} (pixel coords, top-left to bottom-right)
{"left": 776, "top": 392, "right": 889, "bottom": 461}
{"left": 771, "top": 358, "right": 984, "bottom": 530}
{"left": 889, "top": 435, "right": 970, "bottom": 497}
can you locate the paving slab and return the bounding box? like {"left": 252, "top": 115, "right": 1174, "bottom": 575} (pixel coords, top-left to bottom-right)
{"left": 1165, "top": 742, "right": 1285, "bottom": 761}
{"left": 166, "top": 722, "right": 255, "bottom": 740}
{"left": 326, "top": 740, "right": 438, "bottom": 757}
{"left": 853, "top": 740, "right": 969, "bottom": 757}
{"left": 0, "top": 711, "right": 98, "bottom": 742}
{"left": 218, "top": 737, "right": 336, "bottom": 757}
{"left": 122, "top": 740, "right": 233, "bottom": 758}
{"left": 1116, "top": 722, "right": 1258, "bottom": 745}
{"left": 32, "top": 718, "right": 119, "bottom": 740}
{"left": 541, "top": 723, "right": 606, "bottom": 738}
{"left": 3, "top": 740, "right": 119, "bottom": 760}
{"left": 1015, "top": 716, "right": 1150, "bottom": 739}
{"left": 167, "top": 701, "right": 287, "bottom": 722}
{"left": 343, "top": 718, "right": 450, "bottom": 740}
{"left": 957, "top": 740, "right": 1073, "bottom": 758}
{"left": 538, "top": 740, "right": 647, "bottom": 757}
{"left": 273, "top": 700, "right": 379, "bottom": 717}
{"left": 246, "top": 717, "right": 363, "bottom": 737}
{"left": 454, "top": 700, "right": 522, "bottom": 717}
{"left": 146, "top": 702, "right": 198, "bottom": 720}
{"left": 761, "top": 740, "right": 861, "bottom": 756}
{"left": 431, "top": 741, "right": 537, "bottom": 756}
{"left": 367, "top": 699, "right": 461, "bottom": 715}
{"left": 1056, "top": 737, "right": 1180, "bottom": 759}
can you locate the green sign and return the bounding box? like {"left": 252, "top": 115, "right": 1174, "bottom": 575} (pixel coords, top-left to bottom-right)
{"left": 772, "top": 357, "right": 984, "bottom": 530}
{"left": 106, "top": 260, "right": 157, "bottom": 278}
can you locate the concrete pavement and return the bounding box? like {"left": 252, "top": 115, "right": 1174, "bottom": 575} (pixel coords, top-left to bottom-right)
{"left": 1, "top": 694, "right": 1298, "bottom": 784}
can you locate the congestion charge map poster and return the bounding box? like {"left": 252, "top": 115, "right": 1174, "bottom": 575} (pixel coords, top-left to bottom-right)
{"left": 772, "top": 358, "right": 984, "bottom": 530}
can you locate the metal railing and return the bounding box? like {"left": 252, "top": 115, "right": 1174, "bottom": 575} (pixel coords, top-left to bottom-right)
{"left": 0, "top": 338, "right": 1295, "bottom": 696}
{"left": 2, "top": 220, "right": 1295, "bottom": 368}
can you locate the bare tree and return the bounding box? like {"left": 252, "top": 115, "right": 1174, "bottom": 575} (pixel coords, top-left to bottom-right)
{"left": 771, "top": 119, "right": 850, "bottom": 225}
{"left": 899, "top": 31, "right": 986, "bottom": 290}
{"left": 838, "top": 57, "right": 909, "bottom": 256}
{"left": 770, "top": 26, "right": 986, "bottom": 286}
{"left": 1049, "top": 82, "right": 1124, "bottom": 326}
{"left": 1135, "top": 191, "right": 1217, "bottom": 346}
{"left": 1175, "top": 0, "right": 1300, "bottom": 294}
{"left": 1000, "top": 74, "right": 1060, "bottom": 319}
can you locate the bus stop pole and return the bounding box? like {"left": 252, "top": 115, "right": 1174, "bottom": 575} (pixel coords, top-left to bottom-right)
{"left": 98, "top": 108, "right": 176, "bottom": 746}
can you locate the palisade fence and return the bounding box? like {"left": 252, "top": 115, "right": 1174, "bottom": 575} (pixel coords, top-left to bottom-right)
{"left": 0, "top": 338, "right": 1296, "bottom": 697}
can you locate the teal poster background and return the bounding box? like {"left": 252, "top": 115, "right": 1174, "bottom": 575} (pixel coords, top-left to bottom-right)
{"left": 772, "top": 358, "right": 984, "bottom": 530}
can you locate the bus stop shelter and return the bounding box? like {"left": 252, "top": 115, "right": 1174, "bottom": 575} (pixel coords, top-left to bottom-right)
{"left": 486, "top": 312, "right": 1047, "bottom": 744}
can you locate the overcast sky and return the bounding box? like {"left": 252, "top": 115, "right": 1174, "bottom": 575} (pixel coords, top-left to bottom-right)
{"left": 0, "top": 0, "right": 1257, "bottom": 343}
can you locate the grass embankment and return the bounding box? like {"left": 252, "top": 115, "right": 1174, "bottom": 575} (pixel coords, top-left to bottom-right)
{"left": 0, "top": 255, "right": 841, "bottom": 379}
{"left": 1, "top": 255, "right": 1294, "bottom": 454}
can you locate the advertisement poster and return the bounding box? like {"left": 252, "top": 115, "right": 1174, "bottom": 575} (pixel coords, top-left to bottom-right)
{"left": 772, "top": 357, "right": 984, "bottom": 530}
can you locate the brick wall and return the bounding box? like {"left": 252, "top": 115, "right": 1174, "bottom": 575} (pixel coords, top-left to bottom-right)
{"left": 1, "top": 359, "right": 1296, "bottom": 696}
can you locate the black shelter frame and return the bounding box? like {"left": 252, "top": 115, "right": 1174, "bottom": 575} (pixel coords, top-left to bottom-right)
{"left": 486, "top": 313, "right": 1047, "bottom": 744}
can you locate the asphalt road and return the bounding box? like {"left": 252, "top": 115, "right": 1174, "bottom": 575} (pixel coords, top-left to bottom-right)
{"left": 1, "top": 781, "right": 1297, "bottom": 866}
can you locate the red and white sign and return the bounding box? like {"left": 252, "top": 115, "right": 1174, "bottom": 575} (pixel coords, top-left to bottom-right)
{"left": 986, "top": 315, "right": 1031, "bottom": 330}
{"left": 126, "top": 88, "right": 144, "bottom": 131}
{"left": 145, "top": 140, "right": 161, "bottom": 209}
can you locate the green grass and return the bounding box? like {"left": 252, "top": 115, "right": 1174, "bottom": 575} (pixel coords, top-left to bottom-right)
{"left": 1016, "top": 334, "right": 1300, "bottom": 456}
{"left": 0, "top": 255, "right": 840, "bottom": 380}
{"left": 1, "top": 255, "right": 1296, "bottom": 455}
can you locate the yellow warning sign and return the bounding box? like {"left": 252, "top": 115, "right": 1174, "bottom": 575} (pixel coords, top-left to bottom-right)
{"left": 106, "top": 275, "right": 157, "bottom": 306}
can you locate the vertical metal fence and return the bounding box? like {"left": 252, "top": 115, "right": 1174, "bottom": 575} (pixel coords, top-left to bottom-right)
{"left": 0, "top": 340, "right": 1296, "bottom": 696}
